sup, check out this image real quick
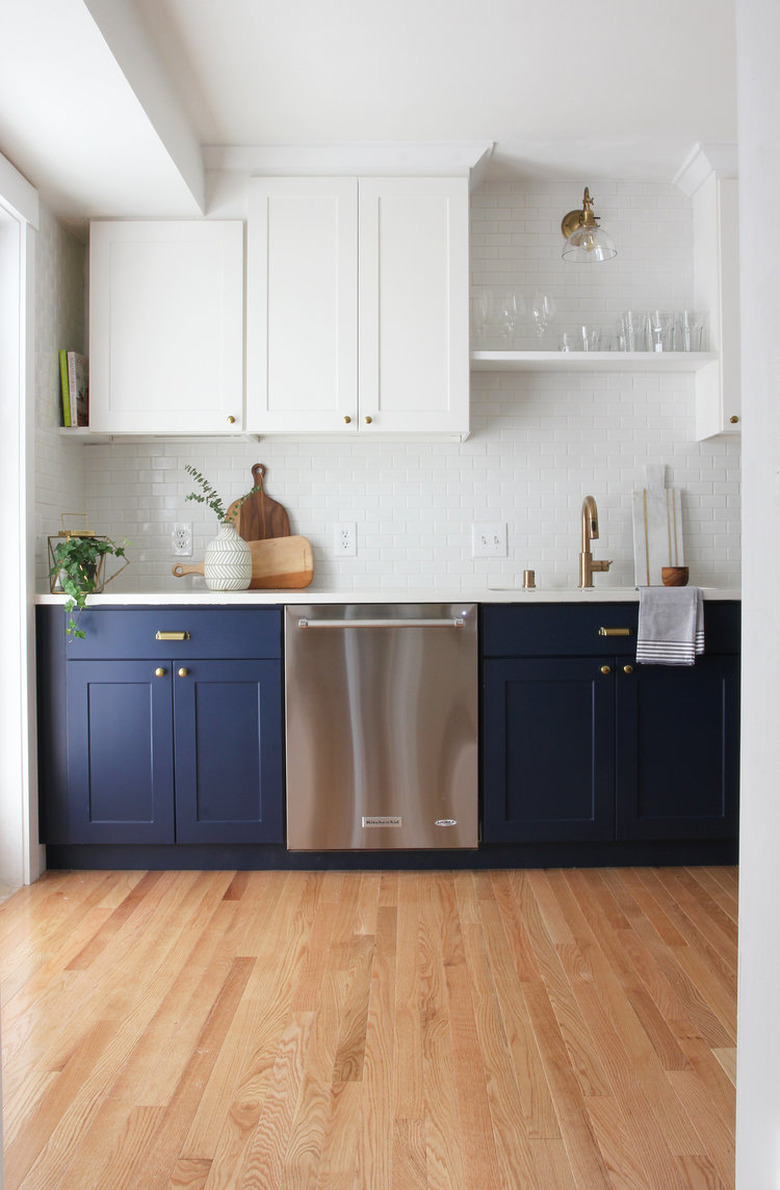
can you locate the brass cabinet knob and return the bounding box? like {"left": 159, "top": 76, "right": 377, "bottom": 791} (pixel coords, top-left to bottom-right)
{"left": 623, "top": 664, "right": 634, "bottom": 674}
{"left": 729, "top": 415, "right": 740, "bottom": 424}
{"left": 154, "top": 667, "right": 166, "bottom": 677}
{"left": 227, "top": 415, "right": 236, "bottom": 425}
{"left": 343, "top": 415, "right": 352, "bottom": 424}
{"left": 178, "top": 668, "right": 189, "bottom": 678}
{"left": 600, "top": 665, "right": 611, "bottom": 675}
{"left": 364, "top": 415, "right": 373, "bottom": 424}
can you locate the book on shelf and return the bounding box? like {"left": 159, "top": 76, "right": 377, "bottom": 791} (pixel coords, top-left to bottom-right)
{"left": 59, "top": 349, "right": 71, "bottom": 427}
{"left": 63, "top": 351, "right": 89, "bottom": 428}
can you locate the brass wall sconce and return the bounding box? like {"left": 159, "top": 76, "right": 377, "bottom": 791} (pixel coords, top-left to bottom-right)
{"left": 561, "top": 187, "right": 617, "bottom": 262}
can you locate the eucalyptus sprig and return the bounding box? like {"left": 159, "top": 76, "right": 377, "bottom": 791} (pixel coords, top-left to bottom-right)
{"left": 50, "top": 535, "right": 128, "bottom": 641}
{"left": 184, "top": 464, "right": 262, "bottom": 523}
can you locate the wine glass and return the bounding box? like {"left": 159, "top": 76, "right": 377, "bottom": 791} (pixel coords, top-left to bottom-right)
{"left": 497, "top": 288, "right": 524, "bottom": 344}
{"left": 470, "top": 287, "right": 495, "bottom": 345}
{"left": 531, "top": 293, "right": 556, "bottom": 337}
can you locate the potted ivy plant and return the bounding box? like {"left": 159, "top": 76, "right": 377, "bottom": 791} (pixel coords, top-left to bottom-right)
{"left": 49, "top": 533, "right": 128, "bottom": 641}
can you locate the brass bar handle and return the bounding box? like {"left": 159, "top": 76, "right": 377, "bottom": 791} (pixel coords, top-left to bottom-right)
{"left": 598, "top": 627, "right": 631, "bottom": 637}
{"left": 155, "top": 631, "right": 190, "bottom": 641}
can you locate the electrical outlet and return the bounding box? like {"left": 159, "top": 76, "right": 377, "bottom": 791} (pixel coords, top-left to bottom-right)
{"left": 334, "top": 522, "right": 357, "bottom": 557}
{"left": 172, "top": 522, "right": 193, "bottom": 557}
{"left": 471, "top": 522, "right": 507, "bottom": 558}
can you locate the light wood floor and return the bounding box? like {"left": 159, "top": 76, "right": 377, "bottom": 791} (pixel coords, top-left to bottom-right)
{"left": 0, "top": 866, "right": 737, "bottom": 1189}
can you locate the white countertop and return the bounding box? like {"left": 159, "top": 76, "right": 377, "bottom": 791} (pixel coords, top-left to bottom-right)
{"left": 36, "top": 585, "right": 741, "bottom": 606}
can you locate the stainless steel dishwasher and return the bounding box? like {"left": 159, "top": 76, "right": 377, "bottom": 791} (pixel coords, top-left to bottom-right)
{"left": 284, "top": 603, "right": 478, "bottom": 850}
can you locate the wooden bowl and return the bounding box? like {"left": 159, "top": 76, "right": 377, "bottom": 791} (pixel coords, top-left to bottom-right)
{"left": 662, "top": 566, "right": 689, "bottom": 587}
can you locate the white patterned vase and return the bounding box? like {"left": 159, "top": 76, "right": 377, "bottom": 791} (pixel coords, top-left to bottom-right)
{"left": 204, "top": 522, "right": 252, "bottom": 590}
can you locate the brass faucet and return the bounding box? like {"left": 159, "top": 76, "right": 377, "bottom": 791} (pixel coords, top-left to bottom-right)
{"left": 579, "top": 495, "right": 612, "bottom": 588}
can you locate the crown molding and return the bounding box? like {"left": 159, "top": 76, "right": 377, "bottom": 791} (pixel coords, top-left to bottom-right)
{"left": 674, "top": 142, "right": 738, "bottom": 196}
{"left": 203, "top": 142, "right": 494, "bottom": 187}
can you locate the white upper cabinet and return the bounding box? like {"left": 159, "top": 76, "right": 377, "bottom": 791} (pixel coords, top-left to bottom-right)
{"left": 675, "top": 144, "right": 741, "bottom": 439}
{"left": 692, "top": 174, "right": 741, "bottom": 439}
{"left": 89, "top": 221, "right": 244, "bottom": 434}
{"left": 247, "top": 177, "right": 469, "bottom": 436}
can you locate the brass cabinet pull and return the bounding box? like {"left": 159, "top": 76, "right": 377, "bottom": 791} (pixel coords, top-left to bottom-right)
{"left": 600, "top": 665, "right": 611, "bottom": 675}
{"left": 154, "top": 667, "right": 166, "bottom": 677}
{"left": 623, "top": 664, "right": 634, "bottom": 674}
{"left": 599, "top": 627, "right": 631, "bottom": 637}
{"left": 155, "top": 631, "right": 190, "bottom": 641}
{"left": 178, "top": 668, "right": 190, "bottom": 678}
{"left": 343, "top": 415, "right": 352, "bottom": 424}
{"left": 364, "top": 415, "right": 373, "bottom": 424}
{"left": 227, "top": 415, "right": 236, "bottom": 424}
{"left": 730, "top": 415, "right": 740, "bottom": 424}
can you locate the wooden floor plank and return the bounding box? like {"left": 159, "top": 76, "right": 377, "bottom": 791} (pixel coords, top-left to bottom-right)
{"left": 0, "top": 866, "right": 737, "bottom": 1190}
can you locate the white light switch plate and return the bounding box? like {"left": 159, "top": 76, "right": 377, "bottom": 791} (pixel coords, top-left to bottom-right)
{"left": 472, "top": 522, "right": 507, "bottom": 557}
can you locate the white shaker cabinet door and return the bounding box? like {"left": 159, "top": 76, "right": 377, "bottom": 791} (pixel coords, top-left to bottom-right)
{"left": 89, "top": 221, "right": 244, "bottom": 434}
{"left": 358, "top": 177, "right": 469, "bottom": 435}
{"left": 693, "top": 175, "right": 741, "bottom": 439}
{"left": 247, "top": 178, "right": 359, "bottom": 433}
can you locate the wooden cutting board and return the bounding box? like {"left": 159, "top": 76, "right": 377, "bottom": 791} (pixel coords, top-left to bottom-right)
{"left": 227, "top": 463, "right": 290, "bottom": 541}
{"left": 172, "top": 535, "right": 313, "bottom": 589}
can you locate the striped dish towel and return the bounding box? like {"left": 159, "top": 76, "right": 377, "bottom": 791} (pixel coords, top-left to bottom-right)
{"left": 636, "top": 587, "right": 704, "bottom": 666}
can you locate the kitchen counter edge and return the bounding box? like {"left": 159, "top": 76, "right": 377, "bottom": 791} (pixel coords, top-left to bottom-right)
{"left": 35, "top": 587, "right": 741, "bottom": 607}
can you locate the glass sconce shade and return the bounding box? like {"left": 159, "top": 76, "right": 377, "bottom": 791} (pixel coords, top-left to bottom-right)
{"left": 561, "top": 224, "right": 617, "bottom": 262}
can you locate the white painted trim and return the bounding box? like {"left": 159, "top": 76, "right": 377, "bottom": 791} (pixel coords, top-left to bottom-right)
{"left": 673, "top": 141, "right": 738, "bottom": 196}
{"left": 0, "top": 151, "right": 38, "bottom": 228}
{"left": 0, "top": 152, "right": 41, "bottom": 891}
{"left": 204, "top": 141, "right": 495, "bottom": 182}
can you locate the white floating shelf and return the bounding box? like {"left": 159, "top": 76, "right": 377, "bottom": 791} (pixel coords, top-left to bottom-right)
{"left": 470, "top": 351, "right": 717, "bottom": 373}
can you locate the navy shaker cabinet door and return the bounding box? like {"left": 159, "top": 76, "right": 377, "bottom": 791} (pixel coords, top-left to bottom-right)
{"left": 173, "top": 658, "right": 284, "bottom": 845}
{"left": 615, "top": 654, "right": 740, "bottom": 840}
{"left": 66, "top": 660, "right": 176, "bottom": 844}
{"left": 482, "top": 657, "right": 616, "bottom": 843}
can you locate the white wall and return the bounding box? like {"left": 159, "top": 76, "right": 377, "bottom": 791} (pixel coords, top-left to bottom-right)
{"left": 36, "top": 179, "right": 741, "bottom": 596}
{"left": 735, "top": 0, "right": 780, "bottom": 1185}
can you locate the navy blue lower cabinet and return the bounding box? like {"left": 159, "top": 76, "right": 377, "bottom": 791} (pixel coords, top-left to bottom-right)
{"left": 481, "top": 601, "right": 740, "bottom": 855}
{"left": 38, "top": 605, "right": 285, "bottom": 850}
{"left": 67, "top": 660, "right": 176, "bottom": 844}
{"left": 615, "top": 655, "right": 740, "bottom": 840}
{"left": 172, "top": 658, "right": 283, "bottom": 845}
{"left": 482, "top": 657, "right": 616, "bottom": 843}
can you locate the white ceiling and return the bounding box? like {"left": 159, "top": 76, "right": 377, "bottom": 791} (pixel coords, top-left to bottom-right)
{"left": 0, "top": 0, "right": 737, "bottom": 224}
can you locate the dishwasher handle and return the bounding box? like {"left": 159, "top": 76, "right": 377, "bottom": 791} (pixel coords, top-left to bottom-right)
{"left": 297, "top": 617, "right": 465, "bottom": 630}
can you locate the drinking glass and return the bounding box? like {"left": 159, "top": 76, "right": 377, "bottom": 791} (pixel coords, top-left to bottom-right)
{"left": 678, "top": 310, "right": 706, "bottom": 352}
{"left": 580, "top": 326, "right": 602, "bottom": 352}
{"left": 649, "top": 310, "right": 674, "bottom": 352}
{"left": 625, "top": 310, "right": 650, "bottom": 352}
